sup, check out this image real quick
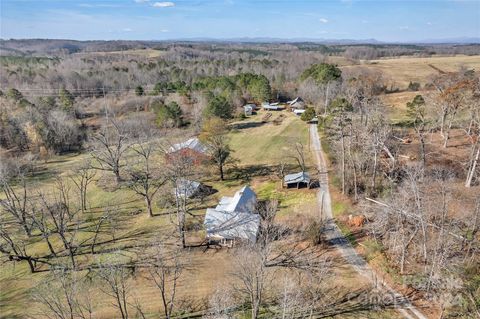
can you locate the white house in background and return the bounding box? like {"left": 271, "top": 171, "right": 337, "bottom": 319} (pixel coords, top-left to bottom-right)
{"left": 244, "top": 104, "right": 255, "bottom": 116}
{"left": 293, "top": 109, "right": 306, "bottom": 116}
{"left": 262, "top": 102, "right": 284, "bottom": 111}
{"left": 204, "top": 186, "right": 260, "bottom": 244}
{"left": 288, "top": 97, "right": 305, "bottom": 110}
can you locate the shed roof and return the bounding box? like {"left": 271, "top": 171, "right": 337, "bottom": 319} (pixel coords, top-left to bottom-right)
{"left": 284, "top": 172, "right": 310, "bottom": 184}
{"left": 262, "top": 103, "right": 280, "bottom": 110}
{"left": 288, "top": 97, "right": 304, "bottom": 105}
{"left": 293, "top": 109, "right": 306, "bottom": 115}
{"left": 168, "top": 137, "right": 207, "bottom": 154}
{"left": 174, "top": 179, "right": 201, "bottom": 198}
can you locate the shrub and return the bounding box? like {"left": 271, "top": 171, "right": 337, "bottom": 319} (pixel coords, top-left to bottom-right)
{"left": 135, "top": 85, "right": 144, "bottom": 96}
{"left": 300, "top": 107, "right": 316, "bottom": 122}
{"left": 407, "top": 81, "right": 421, "bottom": 91}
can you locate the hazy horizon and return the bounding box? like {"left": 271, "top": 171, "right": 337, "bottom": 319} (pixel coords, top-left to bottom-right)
{"left": 1, "top": 0, "right": 479, "bottom": 42}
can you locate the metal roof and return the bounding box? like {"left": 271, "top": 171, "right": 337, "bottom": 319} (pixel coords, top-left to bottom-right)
{"left": 215, "top": 186, "right": 256, "bottom": 213}
{"left": 174, "top": 179, "right": 201, "bottom": 198}
{"left": 204, "top": 186, "right": 259, "bottom": 242}
{"left": 204, "top": 209, "right": 260, "bottom": 242}
{"left": 284, "top": 171, "right": 310, "bottom": 184}
{"left": 168, "top": 137, "right": 207, "bottom": 154}
{"left": 288, "top": 97, "right": 304, "bottom": 105}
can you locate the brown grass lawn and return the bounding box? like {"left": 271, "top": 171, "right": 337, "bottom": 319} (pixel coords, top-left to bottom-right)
{"left": 342, "top": 55, "right": 480, "bottom": 88}
{"left": 1, "top": 109, "right": 377, "bottom": 318}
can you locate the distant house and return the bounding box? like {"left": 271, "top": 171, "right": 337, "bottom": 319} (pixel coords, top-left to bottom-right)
{"left": 166, "top": 137, "right": 208, "bottom": 165}
{"left": 244, "top": 104, "right": 255, "bottom": 116}
{"left": 262, "top": 102, "right": 284, "bottom": 111}
{"left": 284, "top": 172, "right": 311, "bottom": 188}
{"left": 204, "top": 186, "right": 260, "bottom": 244}
{"left": 293, "top": 109, "right": 306, "bottom": 116}
{"left": 288, "top": 97, "right": 305, "bottom": 110}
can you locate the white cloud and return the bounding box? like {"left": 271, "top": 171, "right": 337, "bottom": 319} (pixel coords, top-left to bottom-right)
{"left": 134, "top": 0, "right": 150, "bottom": 3}
{"left": 160, "top": 29, "right": 169, "bottom": 32}
{"left": 399, "top": 26, "right": 410, "bottom": 30}
{"left": 319, "top": 18, "right": 329, "bottom": 23}
{"left": 152, "top": 2, "right": 175, "bottom": 7}
{"left": 123, "top": 28, "right": 133, "bottom": 32}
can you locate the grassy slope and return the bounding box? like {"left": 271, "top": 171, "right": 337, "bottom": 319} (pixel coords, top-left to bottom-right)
{"left": 0, "top": 109, "right": 402, "bottom": 318}
{"left": 0, "top": 111, "right": 318, "bottom": 318}
{"left": 342, "top": 55, "right": 480, "bottom": 88}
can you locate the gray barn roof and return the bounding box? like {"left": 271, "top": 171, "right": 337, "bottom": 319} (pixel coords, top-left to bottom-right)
{"left": 204, "top": 209, "right": 260, "bottom": 242}
{"left": 284, "top": 172, "right": 310, "bottom": 184}
{"left": 168, "top": 137, "right": 207, "bottom": 154}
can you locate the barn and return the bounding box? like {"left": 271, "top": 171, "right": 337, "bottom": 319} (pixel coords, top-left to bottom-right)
{"left": 166, "top": 137, "right": 209, "bottom": 165}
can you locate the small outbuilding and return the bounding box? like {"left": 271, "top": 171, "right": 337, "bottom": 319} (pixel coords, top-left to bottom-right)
{"left": 293, "top": 109, "right": 306, "bottom": 116}
{"left": 173, "top": 179, "right": 202, "bottom": 199}
{"left": 288, "top": 97, "right": 305, "bottom": 110}
{"left": 284, "top": 172, "right": 311, "bottom": 189}
{"left": 244, "top": 104, "right": 255, "bottom": 116}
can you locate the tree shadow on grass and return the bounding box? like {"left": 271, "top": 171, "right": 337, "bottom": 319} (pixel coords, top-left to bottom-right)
{"left": 227, "top": 164, "right": 276, "bottom": 183}
{"left": 230, "top": 121, "right": 266, "bottom": 130}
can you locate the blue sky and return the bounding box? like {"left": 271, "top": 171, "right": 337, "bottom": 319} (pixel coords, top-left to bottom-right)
{"left": 1, "top": 0, "right": 479, "bottom": 42}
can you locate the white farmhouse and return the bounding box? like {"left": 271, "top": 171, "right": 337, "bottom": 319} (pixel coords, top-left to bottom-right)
{"left": 204, "top": 186, "right": 260, "bottom": 244}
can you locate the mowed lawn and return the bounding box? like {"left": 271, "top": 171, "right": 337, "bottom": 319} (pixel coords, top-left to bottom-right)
{"left": 229, "top": 110, "right": 312, "bottom": 166}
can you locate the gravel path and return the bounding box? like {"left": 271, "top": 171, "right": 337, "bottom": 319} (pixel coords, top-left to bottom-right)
{"left": 309, "top": 124, "right": 428, "bottom": 319}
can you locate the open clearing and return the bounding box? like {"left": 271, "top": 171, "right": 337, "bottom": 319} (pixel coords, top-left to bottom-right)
{"left": 342, "top": 55, "right": 480, "bottom": 88}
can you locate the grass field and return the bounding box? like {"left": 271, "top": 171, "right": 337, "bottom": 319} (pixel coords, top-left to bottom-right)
{"left": 0, "top": 111, "right": 329, "bottom": 318}
{"left": 342, "top": 55, "right": 480, "bottom": 88}
{"left": 0, "top": 109, "right": 406, "bottom": 318}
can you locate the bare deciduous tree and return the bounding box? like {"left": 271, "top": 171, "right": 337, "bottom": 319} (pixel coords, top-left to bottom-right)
{"left": 0, "top": 176, "right": 33, "bottom": 236}
{"left": 70, "top": 162, "right": 96, "bottom": 214}
{"left": 128, "top": 139, "right": 166, "bottom": 218}
{"left": 32, "top": 268, "right": 94, "bottom": 319}
{"left": 90, "top": 119, "right": 130, "bottom": 184}
{"left": 97, "top": 257, "right": 133, "bottom": 319}
{"left": 147, "top": 243, "right": 186, "bottom": 319}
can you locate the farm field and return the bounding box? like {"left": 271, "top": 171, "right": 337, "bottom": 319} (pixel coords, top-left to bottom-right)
{"left": 342, "top": 55, "right": 480, "bottom": 87}
{"left": 1, "top": 110, "right": 373, "bottom": 318}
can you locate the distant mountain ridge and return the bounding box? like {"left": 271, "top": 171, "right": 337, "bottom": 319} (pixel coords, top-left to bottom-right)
{"left": 1, "top": 37, "right": 479, "bottom": 56}
{"left": 172, "top": 37, "right": 480, "bottom": 44}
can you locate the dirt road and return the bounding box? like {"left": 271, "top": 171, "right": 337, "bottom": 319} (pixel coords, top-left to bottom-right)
{"left": 309, "top": 124, "right": 428, "bottom": 319}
